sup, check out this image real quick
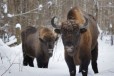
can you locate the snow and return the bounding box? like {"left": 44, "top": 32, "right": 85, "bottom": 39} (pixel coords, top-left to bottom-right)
{"left": 47, "top": 1, "right": 52, "bottom": 6}
{"left": 38, "top": 4, "right": 43, "bottom": 11}
{"left": 7, "top": 14, "right": 14, "bottom": 18}
{"left": 109, "top": 23, "right": 112, "bottom": 28}
{"left": 1, "top": 16, "right": 4, "bottom": 18}
{"left": 15, "top": 23, "right": 21, "bottom": 29}
{"left": 97, "top": 24, "right": 102, "bottom": 33}
{"left": 108, "top": 2, "right": 112, "bottom": 5}
{"left": 3, "top": 4, "right": 7, "bottom": 13}
{"left": 5, "top": 38, "right": 17, "bottom": 46}
{"left": 47, "top": 1, "right": 52, "bottom": 8}
{"left": 0, "top": 36, "right": 114, "bottom": 76}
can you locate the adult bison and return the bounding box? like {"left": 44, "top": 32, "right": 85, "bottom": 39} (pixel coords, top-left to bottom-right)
{"left": 51, "top": 7, "right": 99, "bottom": 76}
{"left": 21, "top": 26, "right": 58, "bottom": 68}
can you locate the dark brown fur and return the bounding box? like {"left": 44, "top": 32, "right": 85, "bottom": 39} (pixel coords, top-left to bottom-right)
{"left": 21, "top": 26, "right": 58, "bottom": 68}
{"left": 51, "top": 7, "right": 99, "bottom": 76}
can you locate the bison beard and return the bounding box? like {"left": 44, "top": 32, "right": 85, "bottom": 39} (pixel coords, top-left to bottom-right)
{"left": 21, "top": 26, "right": 58, "bottom": 68}
{"left": 51, "top": 6, "right": 99, "bottom": 76}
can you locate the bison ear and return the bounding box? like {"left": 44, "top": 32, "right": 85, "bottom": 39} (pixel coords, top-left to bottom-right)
{"left": 54, "top": 29, "right": 61, "bottom": 34}
{"left": 80, "top": 28, "right": 87, "bottom": 33}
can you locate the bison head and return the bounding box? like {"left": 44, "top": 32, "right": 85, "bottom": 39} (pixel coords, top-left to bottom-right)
{"left": 39, "top": 27, "right": 58, "bottom": 57}
{"left": 51, "top": 16, "right": 88, "bottom": 56}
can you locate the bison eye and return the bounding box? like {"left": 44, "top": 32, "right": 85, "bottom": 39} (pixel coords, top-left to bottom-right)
{"left": 39, "top": 38, "right": 46, "bottom": 43}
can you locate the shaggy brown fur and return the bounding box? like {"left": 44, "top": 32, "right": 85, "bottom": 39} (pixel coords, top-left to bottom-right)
{"left": 51, "top": 7, "right": 99, "bottom": 76}
{"left": 67, "top": 7, "right": 85, "bottom": 25}
{"left": 21, "top": 26, "right": 58, "bottom": 68}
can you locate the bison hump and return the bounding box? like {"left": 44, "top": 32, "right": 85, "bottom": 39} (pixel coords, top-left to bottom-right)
{"left": 22, "top": 26, "right": 37, "bottom": 38}
{"left": 25, "top": 26, "right": 37, "bottom": 34}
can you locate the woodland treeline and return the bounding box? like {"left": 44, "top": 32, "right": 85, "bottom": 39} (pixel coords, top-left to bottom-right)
{"left": 0, "top": 0, "right": 114, "bottom": 44}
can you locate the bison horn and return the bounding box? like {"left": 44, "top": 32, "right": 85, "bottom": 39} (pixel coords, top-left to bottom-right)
{"left": 51, "top": 16, "right": 61, "bottom": 29}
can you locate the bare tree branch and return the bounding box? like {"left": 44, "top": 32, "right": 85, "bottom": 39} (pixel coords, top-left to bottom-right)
{"left": 1, "top": 52, "right": 20, "bottom": 76}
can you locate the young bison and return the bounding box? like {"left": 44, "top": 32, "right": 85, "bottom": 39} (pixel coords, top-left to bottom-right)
{"left": 21, "top": 26, "right": 58, "bottom": 68}
{"left": 51, "top": 7, "right": 99, "bottom": 76}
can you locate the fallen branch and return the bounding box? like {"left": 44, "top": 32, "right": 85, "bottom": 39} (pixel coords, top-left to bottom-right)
{"left": 1, "top": 52, "right": 20, "bottom": 76}
{"left": 0, "top": 53, "right": 3, "bottom": 64}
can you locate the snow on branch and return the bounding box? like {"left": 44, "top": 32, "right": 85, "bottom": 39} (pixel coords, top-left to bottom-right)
{"left": 2, "top": 3, "right": 7, "bottom": 13}
{"left": 15, "top": 23, "right": 21, "bottom": 29}
{"left": 12, "top": 7, "right": 39, "bottom": 17}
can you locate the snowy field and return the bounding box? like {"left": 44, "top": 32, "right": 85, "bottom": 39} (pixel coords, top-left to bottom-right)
{"left": 0, "top": 36, "right": 114, "bottom": 76}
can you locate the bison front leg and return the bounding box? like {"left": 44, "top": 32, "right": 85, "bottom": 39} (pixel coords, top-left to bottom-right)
{"left": 36, "top": 56, "right": 49, "bottom": 68}
{"left": 37, "top": 62, "right": 48, "bottom": 68}
{"left": 42, "top": 62, "right": 49, "bottom": 68}
{"left": 42, "top": 58, "right": 49, "bottom": 68}
{"left": 65, "top": 52, "right": 76, "bottom": 76}
{"left": 80, "top": 57, "right": 90, "bottom": 76}
{"left": 28, "top": 57, "right": 34, "bottom": 67}
{"left": 36, "top": 57, "right": 43, "bottom": 68}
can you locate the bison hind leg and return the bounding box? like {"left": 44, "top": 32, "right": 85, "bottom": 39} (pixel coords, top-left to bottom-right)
{"left": 79, "top": 65, "right": 82, "bottom": 73}
{"left": 23, "top": 54, "right": 34, "bottom": 67}
{"left": 23, "top": 59, "right": 28, "bottom": 66}
{"left": 23, "top": 54, "right": 29, "bottom": 66}
{"left": 91, "top": 43, "right": 99, "bottom": 73}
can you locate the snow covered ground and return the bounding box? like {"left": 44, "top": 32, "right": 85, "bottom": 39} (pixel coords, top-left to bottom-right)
{"left": 0, "top": 36, "right": 114, "bottom": 76}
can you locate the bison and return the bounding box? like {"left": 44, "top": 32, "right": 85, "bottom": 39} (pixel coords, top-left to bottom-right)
{"left": 51, "top": 7, "right": 99, "bottom": 76}
{"left": 21, "top": 26, "right": 58, "bottom": 68}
